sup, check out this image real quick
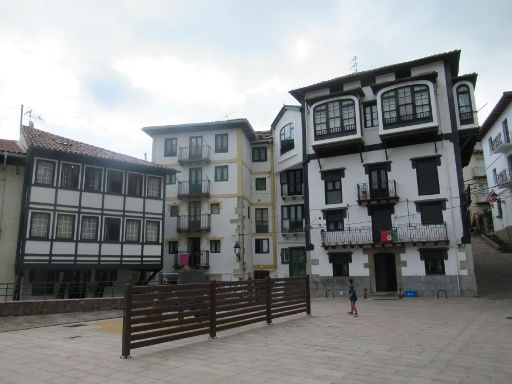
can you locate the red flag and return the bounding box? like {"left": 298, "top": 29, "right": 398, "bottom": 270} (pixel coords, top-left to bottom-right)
{"left": 486, "top": 189, "right": 497, "bottom": 204}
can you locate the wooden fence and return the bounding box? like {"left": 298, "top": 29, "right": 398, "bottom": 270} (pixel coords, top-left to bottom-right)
{"left": 121, "top": 276, "right": 310, "bottom": 358}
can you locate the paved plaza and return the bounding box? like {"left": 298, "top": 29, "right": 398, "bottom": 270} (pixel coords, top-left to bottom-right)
{"left": 0, "top": 297, "right": 511, "bottom": 384}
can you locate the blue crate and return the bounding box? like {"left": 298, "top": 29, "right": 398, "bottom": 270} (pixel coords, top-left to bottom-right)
{"left": 404, "top": 290, "right": 417, "bottom": 297}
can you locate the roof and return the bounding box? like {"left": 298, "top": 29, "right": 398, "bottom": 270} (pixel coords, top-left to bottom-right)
{"left": 253, "top": 130, "right": 272, "bottom": 144}
{"left": 452, "top": 73, "right": 478, "bottom": 88}
{"left": 0, "top": 139, "right": 26, "bottom": 154}
{"left": 289, "top": 50, "right": 461, "bottom": 102}
{"left": 480, "top": 92, "right": 512, "bottom": 139}
{"left": 21, "top": 125, "right": 171, "bottom": 171}
{"left": 271, "top": 105, "right": 301, "bottom": 129}
{"left": 142, "top": 118, "right": 258, "bottom": 141}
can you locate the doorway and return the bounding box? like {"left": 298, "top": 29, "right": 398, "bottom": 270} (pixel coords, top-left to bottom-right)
{"left": 189, "top": 168, "right": 202, "bottom": 195}
{"left": 189, "top": 136, "right": 203, "bottom": 160}
{"left": 288, "top": 247, "right": 307, "bottom": 277}
{"left": 371, "top": 206, "right": 393, "bottom": 243}
{"left": 188, "top": 201, "right": 201, "bottom": 230}
{"left": 187, "top": 237, "right": 201, "bottom": 267}
{"left": 374, "top": 253, "right": 397, "bottom": 292}
{"left": 369, "top": 165, "right": 389, "bottom": 198}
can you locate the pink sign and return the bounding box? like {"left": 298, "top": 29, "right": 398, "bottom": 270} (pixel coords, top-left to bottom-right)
{"left": 177, "top": 252, "right": 189, "bottom": 266}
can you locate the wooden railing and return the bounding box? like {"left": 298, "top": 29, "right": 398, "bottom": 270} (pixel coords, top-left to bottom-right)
{"left": 121, "top": 276, "right": 310, "bottom": 358}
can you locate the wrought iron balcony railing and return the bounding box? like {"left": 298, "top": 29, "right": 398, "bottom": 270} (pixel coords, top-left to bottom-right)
{"left": 459, "top": 110, "right": 474, "bottom": 125}
{"left": 282, "top": 219, "right": 305, "bottom": 234}
{"left": 496, "top": 169, "right": 512, "bottom": 188}
{"left": 321, "top": 223, "right": 448, "bottom": 247}
{"left": 491, "top": 132, "right": 512, "bottom": 154}
{"left": 178, "top": 145, "right": 211, "bottom": 164}
{"left": 177, "top": 180, "right": 210, "bottom": 198}
{"left": 357, "top": 180, "right": 398, "bottom": 203}
{"left": 176, "top": 214, "right": 211, "bottom": 232}
{"left": 173, "top": 250, "right": 210, "bottom": 268}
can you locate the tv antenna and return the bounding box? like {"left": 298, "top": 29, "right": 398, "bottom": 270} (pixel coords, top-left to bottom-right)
{"left": 24, "top": 108, "right": 44, "bottom": 125}
{"left": 350, "top": 56, "right": 358, "bottom": 73}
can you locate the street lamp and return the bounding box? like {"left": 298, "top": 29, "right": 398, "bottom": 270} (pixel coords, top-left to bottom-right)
{"left": 233, "top": 242, "right": 241, "bottom": 261}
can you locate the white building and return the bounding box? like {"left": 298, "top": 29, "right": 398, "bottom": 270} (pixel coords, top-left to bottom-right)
{"left": 283, "top": 50, "right": 479, "bottom": 296}
{"left": 2, "top": 125, "right": 172, "bottom": 299}
{"left": 480, "top": 92, "right": 512, "bottom": 244}
{"left": 142, "top": 120, "right": 276, "bottom": 281}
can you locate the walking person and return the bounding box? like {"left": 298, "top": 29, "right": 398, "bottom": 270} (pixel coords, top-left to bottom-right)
{"left": 347, "top": 278, "right": 358, "bottom": 317}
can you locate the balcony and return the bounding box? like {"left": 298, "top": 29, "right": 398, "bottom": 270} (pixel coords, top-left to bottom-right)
{"left": 379, "top": 110, "right": 438, "bottom": 147}
{"left": 282, "top": 219, "right": 305, "bottom": 236}
{"left": 176, "top": 214, "right": 211, "bottom": 232}
{"left": 383, "top": 111, "right": 433, "bottom": 129}
{"left": 357, "top": 180, "right": 398, "bottom": 205}
{"left": 321, "top": 223, "right": 448, "bottom": 248}
{"left": 173, "top": 250, "right": 210, "bottom": 269}
{"left": 178, "top": 145, "right": 211, "bottom": 165}
{"left": 177, "top": 180, "right": 210, "bottom": 199}
{"left": 281, "top": 183, "right": 304, "bottom": 200}
{"left": 496, "top": 169, "right": 512, "bottom": 189}
{"left": 492, "top": 132, "right": 512, "bottom": 154}
{"left": 459, "top": 110, "right": 474, "bottom": 125}
{"left": 472, "top": 167, "right": 486, "bottom": 179}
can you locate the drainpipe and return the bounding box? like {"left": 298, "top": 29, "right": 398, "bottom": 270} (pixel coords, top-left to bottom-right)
{"left": 0, "top": 154, "right": 7, "bottom": 239}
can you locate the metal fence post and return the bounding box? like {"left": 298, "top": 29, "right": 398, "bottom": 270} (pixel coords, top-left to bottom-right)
{"left": 209, "top": 280, "right": 217, "bottom": 339}
{"left": 305, "top": 275, "right": 311, "bottom": 316}
{"left": 121, "top": 284, "right": 133, "bottom": 359}
{"left": 266, "top": 277, "right": 272, "bottom": 324}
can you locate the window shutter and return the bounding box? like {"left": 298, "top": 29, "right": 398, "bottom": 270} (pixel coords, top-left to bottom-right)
{"left": 280, "top": 248, "right": 289, "bottom": 264}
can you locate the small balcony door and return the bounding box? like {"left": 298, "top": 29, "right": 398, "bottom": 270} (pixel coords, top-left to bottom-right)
{"left": 371, "top": 206, "right": 393, "bottom": 243}
{"left": 369, "top": 166, "right": 389, "bottom": 198}
{"left": 189, "top": 168, "right": 202, "bottom": 195}
{"left": 188, "top": 201, "right": 201, "bottom": 230}
{"left": 189, "top": 136, "right": 203, "bottom": 160}
{"left": 187, "top": 237, "right": 201, "bottom": 267}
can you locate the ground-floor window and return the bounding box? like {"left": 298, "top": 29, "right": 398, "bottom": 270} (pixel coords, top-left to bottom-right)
{"left": 329, "top": 253, "right": 351, "bottom": 276}
{"left": 420, "top": 249, "right": 446, "bottom": 275}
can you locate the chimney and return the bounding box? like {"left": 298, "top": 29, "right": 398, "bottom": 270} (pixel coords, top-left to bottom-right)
{"left": 29, "top": 120, "right": 34, "bottom": 128}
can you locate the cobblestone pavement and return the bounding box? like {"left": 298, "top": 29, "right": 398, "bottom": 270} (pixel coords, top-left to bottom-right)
{"left": 0, "top": 298, "right": 511, "bottom": 384}
{"left": 472, "top": 235, "right": 512, "bottom": 297}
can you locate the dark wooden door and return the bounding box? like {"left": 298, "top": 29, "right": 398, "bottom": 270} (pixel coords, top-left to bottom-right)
{"left": 371, "top": 206, "right": 393, "bottom": 243}
{"left": 189, "top": 168, "right": 202, "bottom": 195}
{"left": 369, "top": 166, "right": 389, "bottom": 198}
{"left": 289, "top": 248, "right": 307, "bottom": 277}
{"left": 187, "top": 237, "right": 201, "bottom": 267}
{"left": 374, "top": 253, "right": 397, "bottom": 292}
{"left": 188, "top": 201, "right": 201, "bottom": 230}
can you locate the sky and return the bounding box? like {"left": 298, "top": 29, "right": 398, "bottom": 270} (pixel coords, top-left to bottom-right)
{"left": 1, "top": 0, "right": 511, "bottom": 160}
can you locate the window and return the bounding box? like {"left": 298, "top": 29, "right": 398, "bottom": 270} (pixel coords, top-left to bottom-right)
{"left": 280, "top": 248, "right": 290, "bottom": 264}
{"left": 104, "top": 217, "right": 121, "bottom": 242}
{"left": 255, "top": 177, "right": 266, "bottom": 191}
{"left": 255, "top": 239, "right": 269, "bottom": 253}
{"left": 35, "top": 160, "right": 55, "bottom": 185}
{"left": 169, "top": 205, "right": 179, "bottom": 217}
{"left": 325, "top": 210, "right": 344, "bottom": 231}
{"left": 364, "top": 103, "right": 378, "bottom": 128}
{"left": 281, "top": 169, "right": 303, "bottom": 196}
{"left": 280, "top": 123, "right": 294, "bottom": 154}
{"left": 418, "top": 202, "right": 444, "bottom": 225}
{"left": 61, "top": 163, "right": 80, "bottom": 189}
{"left": 313, "top": 99, "right": 356, "bottom": 139}
{"left": 255, "top": 208, "right": 269, "bottom": 233}
{"left": 84, "top": 166, "right": 102, "bottom": 192}
{"left": 125, "top": 219, "right": 141, "bottom": 242}
{"left": 107, "top": 170, "right": 124, "bottom": 194}
{"left": 30, "top": 212, "right": 50, "bottom": 239}
{"left": 503, "top": 119, "right": 510, "bottom": 144}
{"left": 210, "top": 240, "right": 221, "bottom": 253}
{"left": 252, "top": 147, "right": 267, "bottom": 162}
{"left": 147, "top": 176, "right": 162, "bottom": 198}
{"left": 421, "top": 249, "right": 446, "bottom": 275}
{"left": 215, "top": 133, "right": 228, "bottom": 153}
{"left": 282, "top": 205, "right": 304, "bottom": 233}
{"left": 127, "top": 173, "right": 143, "bottom": 197}
{"left": 381, "top": 85, "right": 432, "bottom": 128}
{"left": 492, "top": 168, "right": 497, "bottom": 185}
{"left": 496, "top": 199, "right": 503, "bottom": 219}
{"left": 164, "top": 138, "right": 177, "bottom": 157}
{"left": 165, "top": 173, "right": 176, "bottom": 185}
{"left": 215, "top": 165, "right": 228, "bottom": 181}
{"left": 210, "top": 203, "right": 220, "bottom": 214}
{"left": 168, "top": 241, "right": 178, "bottom": 254}
{"left": 145, "top": 221, "right": 160, "bottom": 243}
{"left": 414, "top": 157, "right": 440, "bottom": 195}
{"left": 324, "top": 171, "right": 343, "bottom": 204}
{"left": 55, "top": 214, "right": 75, "bottom": 240}
{"left": 330, "top": 254, "right": 350, "bottom": 276}
{"left": 80, "top": 216, "right": 98, "bottom": 240}
{"left": 457, "top": 85, "right": 473, "bottom": 124}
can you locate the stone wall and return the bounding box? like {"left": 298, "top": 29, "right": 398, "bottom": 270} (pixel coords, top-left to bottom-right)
{"left": 0, "top": 298, "right": 124, "bottom": 317}
{"left": 401, "top": 275, "right": 478, "bottom": 297}
{"left": 310, "top": 275, "right": 371, "bottom": 298}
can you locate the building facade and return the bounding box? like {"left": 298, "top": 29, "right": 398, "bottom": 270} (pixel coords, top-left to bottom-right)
{"left": 2, "top": 125, "right": 172, "bottom": 300}
{"left": 143, "top": 120, "right": 276, "bottom": 281}
{"left": 480, "top": 92, "right": 512, "bottom": 244}
{"left": 283, "top": 50, "right": 479, "bottom": 296}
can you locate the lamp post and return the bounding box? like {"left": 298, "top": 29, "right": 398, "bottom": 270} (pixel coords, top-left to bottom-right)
{"left": 233, "top": 241, "right": 241, "bottom": 261}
